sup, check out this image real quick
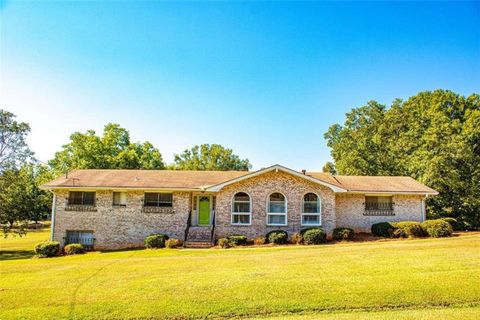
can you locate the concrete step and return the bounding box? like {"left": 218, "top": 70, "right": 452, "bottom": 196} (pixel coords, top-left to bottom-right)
{"left": 186, "top": 226, "right": 213, "bottom": 242}
{"left": 184, "top": 241, "right": 212, "bottom": 248}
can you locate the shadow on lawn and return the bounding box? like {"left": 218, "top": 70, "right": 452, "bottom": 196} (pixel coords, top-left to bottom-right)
{"left": 0, "top": 250, "right": 35, "bottom": 261}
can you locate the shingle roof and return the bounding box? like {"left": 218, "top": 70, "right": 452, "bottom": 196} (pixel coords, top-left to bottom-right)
{"left": 42, "top": 167, "right": 438, "bottom": 194}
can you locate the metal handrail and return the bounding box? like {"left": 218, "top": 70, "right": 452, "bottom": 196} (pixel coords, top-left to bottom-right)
{"left": 210, "top": 209, "right": 216, "bottom": 244}
{"left": 184, "top": 210, "right": 192, "bottom": 244}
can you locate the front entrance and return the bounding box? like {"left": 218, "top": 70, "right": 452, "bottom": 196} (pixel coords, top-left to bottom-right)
{"left": 198, "top": 196, "right": 211, "bottom": 225}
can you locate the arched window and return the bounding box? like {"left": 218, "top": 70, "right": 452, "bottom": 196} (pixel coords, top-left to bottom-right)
{"left": 231, "top": 192, "right": 251, "bottom": 225}
{"left": 267, "top": 192, "right": 287, "bottom": 225}
{"left": 302, "top": 193, "right": 321, "bottom": 226}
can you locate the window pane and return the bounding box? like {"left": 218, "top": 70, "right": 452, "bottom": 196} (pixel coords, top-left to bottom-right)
{"left": 144, "top": 193, "right": 159, "bottom": 206}
{"left": 268, "top": 214, "right": 286, "bottom": 225}
{"left": 158, "top": 193, "right": 173, "bottom": 207}
{"left": 233, "top": 202, "right": 250, "bottom": 213}
{"left": 302, "top": 215, "right": 320, "bottom": 225}
{"left": 69, "top": 192, "right": 83, "bottom": 205}
{"left": 269, "top": 202, "right": 285, "bottom": 213}
{"left": 304, "top": 193, "right": 318, "bottom": 202}
{"left": 83, "top": 192, "right": 95, "bottom": 205}
{"left": 113, "top": 192, "right": 126, "bottom": 205}
{"left": 234, "top": 192, "right": 250, "bottom": 202}
{"left": 270, "top": 193, "right": 285, "bottom": 202}
{"left": 232, "top": 214, "right": 250, "bottom": 224}
{"left": 303, "top": 201, "right": 318, "bottom": 213}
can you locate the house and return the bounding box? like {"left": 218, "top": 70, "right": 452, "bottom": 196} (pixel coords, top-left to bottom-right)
{"left": 41, "top": 164, "right": 438, "bottom": 249}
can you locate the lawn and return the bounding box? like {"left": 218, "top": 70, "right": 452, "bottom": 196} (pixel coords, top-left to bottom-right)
{"left": 0, "top": 231, "right": 479, "bottom": 320}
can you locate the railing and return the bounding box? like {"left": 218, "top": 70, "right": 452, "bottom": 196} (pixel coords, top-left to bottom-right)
{"left": 210, "top": 209, "right": 216, "bottom": 244}
{"left": 65, "top": 205, "right": 97, "bottom": 212}
{"left": 142, "top": 206, "right": 174, "bottom": 214}
{"left": 184, "top": 210, "right": 192, "bottom": 244}
{"left": 64, "top": 236, "right": 95, "bottom": 250}
{"left": 364, "top": 202, "right": 394, "bottom": 216}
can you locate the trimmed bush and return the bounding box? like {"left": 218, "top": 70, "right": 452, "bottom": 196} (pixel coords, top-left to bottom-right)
{"left": 144, "top": 234, "right": 169, "bottom": 249}
{"left": 34, "top": 241, "right": 60, "bottom": 258}
{"left": 299, "top": 227, "right": 322, "bottom": 237}
{"left": 228, "top": 235, "right": 247, "bottom": 246}
{"left": 291, "top": 233, "right": 303, "bottom": 244}
{"left": 165, "top": 238, "right": 183, "bottom": 248}
{"left": 333, "top": 227, "right": 355, "bottom": 241}
{"left": 392, "top": 221, "right": 426, "bottom": 238}
{"left": 253, "top": 237, "right": 266, "bottom": 245}
{"left": 371, "top": 222, "right": 396, "bottom": 237}
{"left": 303, "top": 228, "right": 327, "bottom": 245}
{"left": 422, "top": 219, "right": 453, "bottom": 237}
{"left": 266, "top": 230, "right": 288, "bottom": 244}
{"left": 217, "top": 238, "right": 232, "bottom": 248}
{"left": 441, "top": 217, "right": 464, "bottom": 231}
{"left": 64, "top": 243, "right": 85, "bottom": 255}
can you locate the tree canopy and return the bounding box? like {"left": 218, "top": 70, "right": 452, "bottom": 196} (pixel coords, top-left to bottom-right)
{"left": 0, "top": 109, "right": 33, "bottom": 172}
{"left": 172, "top": 144, "right": 251, "bottom": 171}
{"left": 325, "top": 90, "right": 480, "bottom": 227}
{"left": 49, "top": 123, "right": 165, "bottom": 173}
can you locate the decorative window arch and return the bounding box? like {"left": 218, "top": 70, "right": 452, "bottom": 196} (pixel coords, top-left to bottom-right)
{"left": 301, "top": 193, "right": 321, "bottom": 226}
{"left": 267, "top": 192, "right": 287, "bottom": 226}
{"left": 231, "top": 192, "right": 252, "bottom": 225}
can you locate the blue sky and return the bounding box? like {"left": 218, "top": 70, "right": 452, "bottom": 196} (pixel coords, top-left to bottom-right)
{"left": 1, "top": 1, "right": 479, "bottom": 170}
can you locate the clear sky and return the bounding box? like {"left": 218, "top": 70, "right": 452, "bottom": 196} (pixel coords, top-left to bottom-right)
{"left": 1, "top": 1, "right": 479, "bottom": 171}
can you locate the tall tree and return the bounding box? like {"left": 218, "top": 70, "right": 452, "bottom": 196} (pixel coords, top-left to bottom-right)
{"left": 0, "top": 109, "right": 33, "bottom": 172}
{"left": 172, "top": 144, "right": 251, "bottom": 171}
{"left": 322, "top": 162, "right": 336, "bottom": 174}
{"left": 324, "top": 90, "right": 480, "bottom": 227}
{"left": 49, "top": 123, "right": 165, "bottom": 173}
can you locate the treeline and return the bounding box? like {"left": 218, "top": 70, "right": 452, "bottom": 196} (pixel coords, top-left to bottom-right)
{"left": 324, "top": 89, "right": 479, "bottom": 228}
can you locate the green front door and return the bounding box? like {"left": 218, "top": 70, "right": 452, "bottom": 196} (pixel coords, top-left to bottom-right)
{"left": 198, "top": 196, "right": 210, "bottom": 225}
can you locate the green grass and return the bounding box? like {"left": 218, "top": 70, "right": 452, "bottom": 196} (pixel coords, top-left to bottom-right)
{"left": 0, "top": 228, "right": 50, "bottom": 260}
{"left": 1, "top": 231, "right": 479, "bottom": 320}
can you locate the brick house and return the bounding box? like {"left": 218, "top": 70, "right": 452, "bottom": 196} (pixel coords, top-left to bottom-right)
{"left": 42, "top": 164, "right": 437, "bottom": 249}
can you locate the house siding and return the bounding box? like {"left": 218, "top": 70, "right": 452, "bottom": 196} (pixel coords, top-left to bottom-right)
{"left": 214, "top": 171, "right": 336, "bottom": 239}
{"left": 52, "top": 189, "right": 191, "bottom": 250}
{"left": 335, "top": 193, "right": 425, "bottom": 233}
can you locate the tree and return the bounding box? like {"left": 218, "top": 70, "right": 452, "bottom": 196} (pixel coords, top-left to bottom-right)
{"left": 0, "top": 109, "right": 33, "bottom": 172}
{"left": 49, "top": 123, "right": 165, "bottom": 173}
{"left": 172, "top": 144, "right": 251, "bottom": 171}
{"left": 322, "top": 162, "right": 336, "bottom": 174}
{"left": 325, "top": 90, "right": 480, "bottom": 227}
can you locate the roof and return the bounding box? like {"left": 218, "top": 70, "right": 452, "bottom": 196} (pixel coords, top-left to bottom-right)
{"left": 41, "top": 165, "right": 438, "bottom": 195}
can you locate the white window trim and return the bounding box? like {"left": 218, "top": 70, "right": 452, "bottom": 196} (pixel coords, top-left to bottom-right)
{"left": 231, "top": 192, "right": 252, "bottom": 226}
{"left": 301, "top": 192, "right": 322, "bottom": 226}
{"left": 266, "top": 192, "right": 288, "bottom": 226}
{"left": 112, "top": 191, "right": 127, "bottom": 207}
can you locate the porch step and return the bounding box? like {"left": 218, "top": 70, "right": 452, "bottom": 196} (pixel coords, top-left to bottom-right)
{"left": 186, "top": 226, "right": 213, "bottom": 242}
{"left": 184, "top": 241, "right": 212, "bottom": 248}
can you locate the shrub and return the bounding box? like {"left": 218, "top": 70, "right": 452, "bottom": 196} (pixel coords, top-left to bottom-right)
{"left": 392, "top": 221, "right": 426, "bottom": 238}
{"left": 64, "top": 243, "right": 85, "bottom": 255}
{"left": 144, "top": 234, "right": 169, "bottom": 249}
{"left": 291, "top": 233, "right": 303, "bottom": 244}
{"left": 303, "top": 228, "right": 327, "bottom": 245}
{"left": 371, "top": 222, "right": 396, "bottom": 237}
{"left": 422, "top": 219, "right": 453, "bottom": 237}
{"left": 165, "top": 238, "right": 183, "bottom": 248}
{"left": 217, "top": 238, "right": 232, "bottom": 248}
{"left": 266, "top": 230, "right": 288, "bottom": 244}
{"left": 228, "top": 235, "right": 248, "bottom": 246}
{"left": 299, "top": 227, "right": 322, "bottom": 237}
{"left": 441, "top": 217, "right": 464, "bottom": 231}
{"left": 34, "top": 241, "right": 60, "bottom": 258}
{"left": 333, "top": 227, "right": 355, "bottom": 241}
{"left": 253, "top": 237, "right": 266, "bottom": 245}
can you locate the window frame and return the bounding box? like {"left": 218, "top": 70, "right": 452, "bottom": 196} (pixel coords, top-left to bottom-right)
{"left": 364, "top": 195, "right": 394, "bottom": 216}
{"left": 143, "top": 192, "right": 173, "bottom": 208}
{"left": 301, "top": 192, "right": 321, "bottom": 226}
{"left": 68, "top": 191, "right": 96, "bottom": 206}
{"left": 266, "top": 192, "right": 288, "bottom": 226}
{"left": 231, "top": 192, "right": 252, "bottom": 226}
{"left": 112, "top": 191, "right": 127, "bottom": 207}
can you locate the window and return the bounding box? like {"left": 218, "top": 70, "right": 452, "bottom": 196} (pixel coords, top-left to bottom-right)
{"left": 365, "top": 196, "right": 394, "bottom": 216}
{"left": 66, "top": 230, "right": 94, "bottom": 250}
{"left": 68, "top": 191, "right": 95, "bottom": 206}
{"left": 302, "top": 193, "right": 321, "bottom": 225}
{"left": 267, "top": 192, "right": 287, "bottom": 225}
{"left": 113, "top": 192, "right": 127, "bottom": 206}
{"left": 144, "top": 193, "right": 173, "bottom": 207}
{"left": 231, "top": 192, "right": 251, "bottom": 225}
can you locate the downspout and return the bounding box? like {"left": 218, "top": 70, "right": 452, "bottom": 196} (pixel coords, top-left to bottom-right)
{"left": 50, "top": 192, "right": 56, "bottom": 241}
{"left": 421, "top": 194, "right": 428, "bottom": 222}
